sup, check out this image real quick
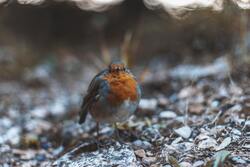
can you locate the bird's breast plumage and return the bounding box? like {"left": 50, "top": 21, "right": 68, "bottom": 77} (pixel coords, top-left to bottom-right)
{"left": 102, "top": 71, "right": 140, "bottom": 106}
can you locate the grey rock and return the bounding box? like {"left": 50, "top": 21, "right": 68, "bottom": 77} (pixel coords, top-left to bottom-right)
{"left": 0, "top": 126, "right": 21, "bottom": 145}
{"left": 53, "top": 142, "right": 138, "bottom": 167}
{"left": 196, "top": 134, "right": 217, "bottom": 149}
{"left": 159, "top": 111, "right": 177, "bottom": 119}
{"left": 142, "top": 156, "right": 156, "bottom": 165}
{"left": 193, "top": 160, "right": 204, "bottom": 167}
{"left": 139, "top": 99, "right": 157, "bottom": 110}
{"left": 169, "top": 57, "right": 230, "bottom": 80}
{"left": 231, "top": 156, "right": 247, "bottom": 164}
{"left": 174, "top": 126, "right": 192, "bottom": 139}
{"left": 0, "top": 145, "right": 12, "bottom": 164}
{"left": 132, "top": 140, "right": 152, "bottom": 150}
{"left": 142, "top": 126, "right": 162, "bottom": 142}
{"left": 171, "top": 142, "right": 194, "bottom": 152}
{"left": 179, "top": 162, "right": 192, "bottom": 167}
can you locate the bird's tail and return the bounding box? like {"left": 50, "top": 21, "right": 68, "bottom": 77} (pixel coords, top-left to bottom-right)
{"left": 79, "top": 104, "right": 89, "bottom": 124}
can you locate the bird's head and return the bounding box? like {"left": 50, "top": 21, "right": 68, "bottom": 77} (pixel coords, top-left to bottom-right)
{"left": 108, "top": 61, "right": 126, "bottom": 73}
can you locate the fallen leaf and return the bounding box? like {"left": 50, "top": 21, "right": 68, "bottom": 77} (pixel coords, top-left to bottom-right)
{"left": 168, "top": 155, "right": 180, "bottom": 167}
{"left": 216, "top": 137, "right": 231, "bottom": 151}
{"left": 213, "top": 150, "right": 230, "bottom": 167}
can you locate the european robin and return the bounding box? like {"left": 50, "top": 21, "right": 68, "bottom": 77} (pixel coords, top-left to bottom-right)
{"left": 79, "top": 61, "right": 141, "bottom": 137}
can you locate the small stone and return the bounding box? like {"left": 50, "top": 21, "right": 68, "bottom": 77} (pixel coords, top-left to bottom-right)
{"left": 179, "top": 162, "right": 192, "bottom": 167}
{"left": 36, "top": 154, "right": 47, "bottom": 161}
{"left": 242, "top": 144, "right": 250, "bottom": 149}
{"left": 142, "top": 157, "right": 157, "bottom": 165}
{"left": 230, "top": 84, "right": 243, "bottom": 95}
{"left": 158, "top": 97, "right": 168, "bottom": 106}
{"left": 178, "top": 87, "right": 197, "bottom": 98}
{"left": 211, "top": 101, "right": 220, "bottom": 108}
{"left": 245, "top": 120, "right": 250, "bottom": 127}
{"left": 232, "top": 128, "right": 241, "bottom": 136}
{"left": 193, "top": 160, "right": 204, "bottom": 167}
{"left": 139, "top": 99, "right": 157, "bottom": 110}
{"left": 146, "top": 151, "right": 154, "bottom": 157}
{"left": 229, "top": 104, "right": 242, "bottom": 112}
{"left": 196, "top": 135, "right": 217, "bottom": 149}
{"left": 188, "top": 104, "right": 204, "bottom": 114}
{"left": 150, "top": 164, "right": 158, "bottom": 167}
{"left": 174, "top": 126, "right": 192, "bottom": 139}
{"left": 0, "top": 126, "right": 21, "bottom": 145}
{"left": 142, "top": 127, "right": 162, "bottom": 142}
{"left": 30, "top": 107, "right": 48, "bottom": 118}
{"left": 50, "top": 99, "right": 66, "bottom": 115}
{"left": 134, "top": 149, "right": 146, "bottom": 158}
{"left": 52, "top": 146, "right": 64, "bottom": 156}
{"left": 133, "top": 140, "right": 152, "bottom": 150}
{"left": 159, "top": 111, "right": 177, "bottom": 119}
{"left": 231, "top": 156, "right": 246, "bottom": 164}
{"left": 172, "top": 142, "right": 194, "bottom": 152}
{"left": 171, "top": 137, "right": 183, "bottom": 144}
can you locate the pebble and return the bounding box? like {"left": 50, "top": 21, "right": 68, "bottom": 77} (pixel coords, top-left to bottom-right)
{"left": 197, "top": 135, "right": 217, "bottom": 149}
{"left": 30, "top": 107, "right": 48, "bottom": 118}
{"left": 178, "top": 87, "right": 197, "bottom": 98}
{"left": 211, "top": 100, "right": 220, "bottom": 108}
{"left": 193, "top": 160, "right": 204, "bottom": 167}
{"left": 159, "top": 111, "right": 177, "bottom": 119}
{"left": 171, "top": 137, "right": 183, "bottom": 144}
{"left": 0, "top": 117, "right": 12, "bottom": 128}
{"left": 174, "top": 126, "right": 192, "bottom": 139}
{"left": 133, "top": 140, "right": 152, "bottom": 150}
{"left": 139, "top": 99, "right": 157, "bottom": 110}
{"left": 134, "top": 149, "right": 146, "bottom": 158}
{"left": 0, "top": 126, "right": 21, "bottom": 145}
{"left": 229, "top": 104, "right": 242, "bottom": 112}
{"left": 36, "top": 154, "right": 47, "bottom": 161}
{"left": 232, "top": 128, "right": 241, "bottom": 136}
{"left": 188, "top": 104, "right": 204, "bottom": 114}
{"left": 50, "top": 98, "right": 67, "bottom": 115}
{"left": 142, "top": 157, "right": 157, "bottom": 165}
{"left": 242, "top": 144, "right": 250, "bottom": 149}
{"left": 244, "top": 120, "right": 250, "bottom": 127}
{"left": 157, "top": 97, "right": 168, "bottom": 106}
{"left": 142, "top": 126, "right": 162, "bottom": 142}
{"left": 172, "top": 142, "right": 194, "bottom": 152}
{"left": 231, "top": 156, "right": 247, "bottom": 164}
{"left": 179, "top": 162, "right": 192, "bottom": 167}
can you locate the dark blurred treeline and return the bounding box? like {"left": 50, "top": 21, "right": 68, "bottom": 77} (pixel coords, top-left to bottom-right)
{"left": 0, "top": 0, "right": 249, "bottom": 79}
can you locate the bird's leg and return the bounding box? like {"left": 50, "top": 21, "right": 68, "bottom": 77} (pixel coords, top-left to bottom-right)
{"left": 113, "top": 123, "right": 126, "bottom": 148}
{"left": 94, "top": 122, "right": 102, "bottom": 149}
{"left": 114, "top": 123, "right": 124, "bottom": 142}
{"left": 114, "top": 123, "right": 119, "bottom": 139}
{"left": 96, "top": 122, "right": 100, "bottom": 139}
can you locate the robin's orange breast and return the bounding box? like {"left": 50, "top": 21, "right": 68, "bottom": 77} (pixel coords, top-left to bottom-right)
{"left": 102, "top": 72, "right": 139, "bottom": 106}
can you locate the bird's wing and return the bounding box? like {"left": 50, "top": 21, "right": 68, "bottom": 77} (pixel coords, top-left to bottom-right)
{"left": 79, "top": 70, "right": 107, "bottom": 124}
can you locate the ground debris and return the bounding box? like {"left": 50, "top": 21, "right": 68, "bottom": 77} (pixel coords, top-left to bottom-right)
{"left": 0, "top": 59, "right": 249, "bottom": 166}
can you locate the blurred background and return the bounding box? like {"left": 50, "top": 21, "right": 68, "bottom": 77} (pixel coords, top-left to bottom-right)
{"left": 0, "top": 0, "right": 250, "bottom": 166}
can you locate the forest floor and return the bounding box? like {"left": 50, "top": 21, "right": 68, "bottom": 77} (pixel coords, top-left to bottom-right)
{"left": 0, "top": 56, "right": 249, "bottom": 167}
